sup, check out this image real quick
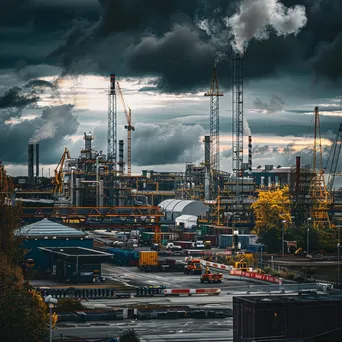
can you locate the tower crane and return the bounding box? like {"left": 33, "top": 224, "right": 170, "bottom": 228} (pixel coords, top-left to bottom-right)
{"left": 309, "top": 107, "right": 331, "bottom": 229}
{"left": 117, "top": 82, "right": 135, "bottom": 176}
{"left": 204, "top": 68, "right": 223, "bottom": 199}
{"left": 53, "top": 147, "right": 70, "bottom": 194}
{"left": 326, "top": 123, "right": 342, "bottom": 193}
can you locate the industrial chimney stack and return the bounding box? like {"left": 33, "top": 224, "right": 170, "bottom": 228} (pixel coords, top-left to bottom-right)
{"left": 28, "top": 143, "right": 40, "bottom": 185}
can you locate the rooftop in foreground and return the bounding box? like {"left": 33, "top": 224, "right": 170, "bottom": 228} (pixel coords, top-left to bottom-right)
{"left": 38, "top": 246, "right": 112, "bottom": 259}
{"left": 235, "top": 292, "right": 342, "bottom": 304}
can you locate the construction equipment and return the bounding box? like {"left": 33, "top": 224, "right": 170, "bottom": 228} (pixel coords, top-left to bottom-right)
{"left": 204, "top": 241, "right": 212, "bottom": 249}
{"left": 234, "top": 260, "right": 248, "bottom": 271}
{"left": 295, "top": 247, "right": 303, "bottom": 255}
{"left": 200, "top": 271, "right": 223, "bottom": 283}
{"left": 309, "top": 107, "right": 331, "bottom": 229}
{"left": 117, "top": 81, "right": 135, "bottom": 176}
{"left": 184, "top": 258, "right": 202, "bottom": 274}
{"left": 52, "top": 147, "right": 70, "bottom": 194}
{"left": 326, "top": 123, "right": 342, "bottom": 193}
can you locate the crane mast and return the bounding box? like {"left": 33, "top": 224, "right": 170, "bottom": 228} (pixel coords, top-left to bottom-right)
{"left": 117, "top": 81, "right": 135, "bottom": 176}
{"left": 327, "top": 123, "right": 342, "bottom": 193}
{"left": 232, "top": 52, "right": 244, "bottom": 231}
{"left": 309, "top": 106, "right": 331, "bottom": 229}
{"left": 204, "top": 68, "right": 223, "bottom": 199}
{"left": 108, "top": 74, "right": 117, "bottom": 171}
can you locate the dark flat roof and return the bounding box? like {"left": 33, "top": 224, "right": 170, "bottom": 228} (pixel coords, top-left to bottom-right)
{"left": 38, "top": 246, "right": 112, "bottom": 258}
{"left": 235, "top": 293, "right": 342, "bottom": 304}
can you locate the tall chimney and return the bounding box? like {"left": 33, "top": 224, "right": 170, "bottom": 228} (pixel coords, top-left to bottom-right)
{"left": 204, "top": 136, "right": 211, "bottom": 200}
{"left": 28, "top": 144, "right": 34, "bottom": 182}
{"left": 248, "top": 136, "right": 252, "bottom": 176}
{"left": 295, "top": 156, "right": 301, "bottom": 193}
{"left": 35, "top": 143, "right": 39, "bottom": 178}
{"left": 118, "top": 140, "right": 124, "bottom": 174}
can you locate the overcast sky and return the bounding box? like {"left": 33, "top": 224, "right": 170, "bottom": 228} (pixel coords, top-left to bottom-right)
{"left": 0, "top": 0, "right": 341, "bottom": 181}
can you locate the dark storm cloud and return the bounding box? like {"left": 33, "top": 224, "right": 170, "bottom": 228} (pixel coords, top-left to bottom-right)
{"left": 132, "top": 123, "right": 204, "bottom": 165}
{"left": 24, "top": 79, "right": 56, "bottom": 89}
{"left": 0, "top": 104, "right": 79, "bottom": 164}
{"left": 254, "top": 95, "right": 285, "bottom": 113}
{"left": 0, "top": 86, "right": 39, "bottom": 108}
{"left": 1, "top": 0, "right": 342, "bottom": 91}
{"left": 246, "top": 110, "right": 341, "bottom": 138}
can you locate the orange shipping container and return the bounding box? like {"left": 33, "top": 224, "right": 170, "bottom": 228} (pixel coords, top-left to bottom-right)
{"left": 139, "top": 251, "right": 158, "bottom": 267}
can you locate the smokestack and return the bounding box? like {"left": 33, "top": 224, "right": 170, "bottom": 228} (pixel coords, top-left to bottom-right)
{"left": 296, "top": 156, "right": 301, "bottom": 192}
{"left": 204, "top": 136, "right": 211, "bottom": 166}
{"left": 35, "top": 143, "right": 39, "bottom": 178}
{"left": 84, "top": 131, "right": 93, "bottom": 151}
{"left": 204, "top": 136, "right": 211, "bottom": 200}
{"left": 118, "top": 140, "right": 124, "bottom": 174}
{"left": 248, "top": 136, "right": 252, "bottom": 176}
{"left": 28, "top": 144, "right": 34, "bottom": 182}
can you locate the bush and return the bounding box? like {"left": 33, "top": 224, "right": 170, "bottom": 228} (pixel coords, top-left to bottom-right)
{"left": 286, "top": 273, "right": 295, "bottom": 280}
{"left": 55, "top": 298, "right": 84, "bottom": 312}
{"left": 119, "top": 329, "right": 140, "bottom": 342}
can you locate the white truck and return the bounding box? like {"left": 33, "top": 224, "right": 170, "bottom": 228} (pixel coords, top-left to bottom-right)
{"left": 192, "top": 240, "right": 205, "bottom": 249}
{"left": 166, "top": 242, "right": 182, "bottom": 251}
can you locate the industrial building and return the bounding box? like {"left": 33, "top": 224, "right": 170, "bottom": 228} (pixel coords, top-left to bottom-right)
{"left": 159, "top": 199, "right": 209, "bottom": 222}
{"left": 16, "top": 218, "right": 93, "bottom": 273}
{"left": 38, "top": 247, "right": 112, "bottom": 283}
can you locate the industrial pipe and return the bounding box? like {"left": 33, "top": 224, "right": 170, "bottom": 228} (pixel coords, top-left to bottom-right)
{"left": 81, "top": 180, "right": 103, "bottom": 207}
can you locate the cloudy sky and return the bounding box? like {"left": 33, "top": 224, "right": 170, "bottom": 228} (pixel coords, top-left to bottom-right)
{"left": 0, "top": 0, "right": 341, "bottom": 180}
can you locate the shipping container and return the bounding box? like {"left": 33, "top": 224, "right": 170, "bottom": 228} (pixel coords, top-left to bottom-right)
{"left": 139, "top": 251, "right": 158, "bottom": 267}
{"left": 181, "top": 232, "right": 196, "bottom": 241}
{"left": 161, "top": 225, "right": 169, "bottom": 233}
{"left": 203, "top": 235, "right": 218, "bottom": 247}
{"left": 107, "top": 248, "right": 139, "bottom": 266}
{"left": 233, "top": 294, "right": 342, "bottom": 342}
{"left": 218, "top": 234, "right": 257, "bottom": 249}
{"left": 141, "top": 232, "right": 155, "bottom": 241}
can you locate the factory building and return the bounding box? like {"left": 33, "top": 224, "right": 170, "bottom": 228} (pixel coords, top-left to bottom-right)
{"left": 244, "top": 164, "right": 292, "bottom": 188}
{"left": 159, "top": 199, "right": 209, "bottom": 222}
{"left": 16, "top": 218, "right": 93, "bottom": 273}
{"left": 175, "top": 215, "right": 198, "bottom": 230}
{"left": 38, "top": 247, "right": 112, "bottom": 283}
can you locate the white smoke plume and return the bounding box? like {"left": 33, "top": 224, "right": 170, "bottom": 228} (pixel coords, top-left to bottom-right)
{"left": 243, "top": 117, "right": 252, "bottom": 136}
{"left": 225, "top": 0, "right": 307, "bottom": 53}
{"left": 29, "top": 121, "right": 56, "bottom": 144}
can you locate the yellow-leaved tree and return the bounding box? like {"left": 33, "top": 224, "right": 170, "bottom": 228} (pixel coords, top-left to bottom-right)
{"left": 0, "top": 186, "right": 58, "bottom": 341}
{"left": 251, "top": 186, "right": 292, "bottom": 252}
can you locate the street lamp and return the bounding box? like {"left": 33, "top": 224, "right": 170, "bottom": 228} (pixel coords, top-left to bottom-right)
{"left": 338, "top": 222, "right": 341, "bottom": 287}
{"left": 282, "top": 220, "right": 287, "bottom": 256}
{"left": 45, "top": 295, "right": 58, "bottom": 342}
{"left": 306, "top": 218, "right": 312, "bottom": 254}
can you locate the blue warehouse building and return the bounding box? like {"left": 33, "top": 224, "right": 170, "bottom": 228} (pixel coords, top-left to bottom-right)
{"left": 17, "top": 218, "right": 94, "bottom": 278}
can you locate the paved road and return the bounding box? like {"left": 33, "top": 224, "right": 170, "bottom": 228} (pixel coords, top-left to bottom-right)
{"left": 54, "top": 318, "right": 233, "bottom": 341}
{"left": 101, "top": 263, "right": 252, "bottom": 289}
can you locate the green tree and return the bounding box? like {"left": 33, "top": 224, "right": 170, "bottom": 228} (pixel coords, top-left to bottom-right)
{"left": 0, "top": 193, "right": 56, "bottom": 342}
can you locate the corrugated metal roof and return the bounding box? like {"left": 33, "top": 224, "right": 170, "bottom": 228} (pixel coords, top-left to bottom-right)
{"left": 17, "top": 218, "right": 85, "bottom": 237}
{"left": 173, "top": 200, "right": 196, "bottom": 213}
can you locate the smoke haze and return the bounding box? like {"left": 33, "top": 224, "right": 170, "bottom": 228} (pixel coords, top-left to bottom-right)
{"left": 226, "top": 0, "right": 307, "bottom": 53}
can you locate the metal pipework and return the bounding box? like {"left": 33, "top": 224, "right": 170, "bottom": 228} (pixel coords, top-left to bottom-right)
{"left": 81, "top": 180, "right": 103, "bottom": 207}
